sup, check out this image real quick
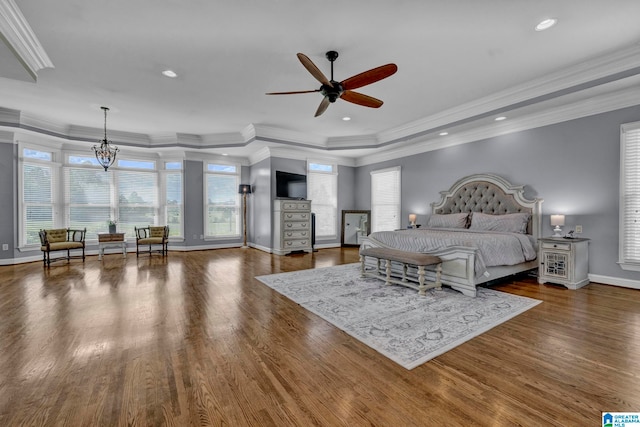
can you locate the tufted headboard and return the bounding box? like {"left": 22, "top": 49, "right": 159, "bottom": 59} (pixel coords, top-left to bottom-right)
{"left": 430, "top": 173, "right": 543, "bottom": 237}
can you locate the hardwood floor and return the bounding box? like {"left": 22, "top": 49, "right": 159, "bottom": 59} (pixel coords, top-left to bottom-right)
{"left": 0, "top": 248, "right": 639, "bottom": 426}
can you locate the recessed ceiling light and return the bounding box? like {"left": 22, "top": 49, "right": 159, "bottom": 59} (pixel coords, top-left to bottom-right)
{"left": 495, "top": 116, "right": 507, "bottom": 121}
{"left": 535, "top": 18, "right": 557, "bottom": 31}
{"left": 222, "top": 153, "right": 228, "bottom": 156}
{"left": 342, "top": 116, "right": 351, "bottom": 121}
{"left": 162, "top": 69, "right": 178, "bottom": 78}
{"left": 439, "top": 132, "right": 448, "bottom": 136}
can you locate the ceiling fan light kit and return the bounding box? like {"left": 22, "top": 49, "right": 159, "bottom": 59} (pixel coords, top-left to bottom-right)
{"left": 266, "top": 50, "right": 398, "bottom": 117}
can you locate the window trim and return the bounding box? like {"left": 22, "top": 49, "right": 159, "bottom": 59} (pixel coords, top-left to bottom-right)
{"left": 203, "top": 161, "right": 241, "bottom": 240}
{"left": 307, "top": 160, "right": 338, "bottom": 240}
{"left": 18, "top": 143, "right": 61, "bottom": 248}
{"left": 370, "top": 166, "right": 401, "bottom": 232}
{"left": 160, "top": 160, "right": 184, "bottom": 239}
{"left": 18, "top": 143, "right": 184, "bottom": 247}
{"left": 619, "top": 121, "right": 640, "bottom": 271}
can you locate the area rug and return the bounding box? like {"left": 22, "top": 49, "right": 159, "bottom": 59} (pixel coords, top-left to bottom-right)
{"left": 256, "top": 263, "right": 541, "bottom": 369}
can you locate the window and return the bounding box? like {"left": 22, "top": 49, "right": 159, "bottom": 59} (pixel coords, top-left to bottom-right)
{"left": 116, "top": 167, "right": 158, "bottom": 237}
{"left": 205, "top": 163, "right": 240, "bottom": 238}
{"left": 64, "top": 156, "right": 160, "bottom": 238}
{"left": 64, "top": 163, "right": 112, "bottom": 237}
{"left": 308, "top": 161, "right": 337, "bottom": 238}
{"left": 21, "top": 148, "right": 57, "bottom": 245}
{"left": 371, "top": 166, "right": 401, "bottom": 232}
{"left": 163, "top": 161, "right": 183, "bottom": 237}
{"left": 19, "top": 145, "right": 184, "bottom": 246}
{"left": 620, "top": 121, "right": 640, "bottom": 270}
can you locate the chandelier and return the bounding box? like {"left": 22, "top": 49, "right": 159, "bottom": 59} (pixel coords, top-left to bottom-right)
{"left": 92, "top": 106, "right": 119, "bottom": 171}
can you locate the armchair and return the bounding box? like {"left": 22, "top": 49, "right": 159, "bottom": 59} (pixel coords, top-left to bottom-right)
{"left": 38, "top": 228, "right": 86, "bottom": 267}
{"left": 134, "top": 226, "right": 169, "bottom": 257}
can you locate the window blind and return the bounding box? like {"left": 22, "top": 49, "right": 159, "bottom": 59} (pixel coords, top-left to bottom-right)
{"left": 205, "top": 166, "right": 240, "bottom": 238}
{"left": 117, "top": 170, "right": 159, "bottom": 237}
{"left": 23, "top": 162, "right": 54, "bottom": 245}
{"left": 20, "top": 148, "right": 183, "bottom": 246}
{"left": 620, "top": 122, "right": 640, "bottom": 268}
{"left": 64, "top": 167, "right": 111, "bottom": 236}
{"left": 371, "top": 167, "right": 401, "bottom": 232}
{"left": 164, "top": 170, "right": 183, "bottom": 237}
{"left": 308, "top": 164, "right": 337, "bottom": 238}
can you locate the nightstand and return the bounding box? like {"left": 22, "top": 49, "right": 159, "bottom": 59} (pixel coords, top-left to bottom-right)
{"left": 538, "top": 237, "right": 590, "bottom": 289}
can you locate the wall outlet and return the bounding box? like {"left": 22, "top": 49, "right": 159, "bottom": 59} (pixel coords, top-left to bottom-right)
{"left": 2, "top": 243, "right": 7, "bottom": 251}
{"left": 575, "top": 225, "right": 583, "bottom": 234}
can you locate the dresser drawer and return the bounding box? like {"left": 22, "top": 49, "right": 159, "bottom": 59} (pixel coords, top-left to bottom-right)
{"left": 284, "top": 239, "right": 310, "bottom": 249}
{"left": 541, "top": 241, "right": 571, "bottom": 251}
{"left": 284, "top": 230, "right": 310, "bottom": 240}
{"left": 282, "top": 201, "right": 311, "bottom": 211}
{"left": 283, "top": 221, "right": 309, "bottom": 231}
{"left": 284, "top": 212, "right": 310, "bottom": 221}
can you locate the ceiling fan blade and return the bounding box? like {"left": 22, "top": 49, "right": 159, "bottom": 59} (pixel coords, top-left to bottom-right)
{"left": 340, "top": 90, "right": 384, "bottom": 108}
{"left": 297, "top": 53, "right": 332, "bottom": 87}
{"left": 266, "top": 89, "right": 320, "bottom": 95}
{"left": 314, "top": 97, "right": 331, "bottom": 117}
{"left": 341, "top": 63, "right": 398, "bottom": 90}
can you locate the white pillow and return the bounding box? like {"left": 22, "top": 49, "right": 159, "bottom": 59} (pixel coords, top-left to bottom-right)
{"left": 427, "top": 213, "right": 468, "bottom": 229}
{"left": 469, "top": 212, "right": 530, "bottom": 234}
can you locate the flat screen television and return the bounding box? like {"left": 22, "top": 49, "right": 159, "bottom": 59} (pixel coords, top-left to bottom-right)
{"left": 276, "top": 171, "right": 307, "bottom": 199}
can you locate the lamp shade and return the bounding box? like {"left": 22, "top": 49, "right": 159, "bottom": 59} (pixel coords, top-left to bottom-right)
{"left": 409, "top": 214, "right": 417, "bottom": 223}
{"left": 238, "top": 184, "right": 252, "bottom": 194}
{"left": 550, "top": 214, "right": 565, "bottom": 226}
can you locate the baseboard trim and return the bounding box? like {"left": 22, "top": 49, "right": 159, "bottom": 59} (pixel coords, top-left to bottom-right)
{"left": 588, "top": 274, "right": 640, "bottom": 290}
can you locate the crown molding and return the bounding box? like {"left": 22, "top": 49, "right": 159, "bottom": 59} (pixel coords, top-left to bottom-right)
{"left": 247, "top": 146, "right": 357, "bottom": 167}
{"left": 184, "top": 150, "right": 248, "bottom": 166}
{"left": 378, "top": 44, "right": 640, "bottom": 145}
{"left": 357, "top": 84, "right": 640, "bottom": 167}
{"left": 0, "top": 0, "right": 53, "bottom": 81}
{"left": 2, "top": 42, "right": 640, "bottom": 164}
{"left": 68, "top": 125, "right": 152, "bottom": 147}
{"left": 325, "top": 134, "right": 379, "bottom": 150}
{"left": 20, "top": 112, "right": 70, "bottom": 136}
{"left": 253, "top": 124, "right": 328, "bottom": 148}
{"left": 0, "top": 106, "right": 20, "bottom": 125}
{"left": 248, "top": 147, "right": 272, "bottom": 165}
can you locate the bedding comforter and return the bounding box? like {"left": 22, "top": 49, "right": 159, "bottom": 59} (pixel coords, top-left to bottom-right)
{"left": 367, "top": 228, "right": 537, "bottom": 277}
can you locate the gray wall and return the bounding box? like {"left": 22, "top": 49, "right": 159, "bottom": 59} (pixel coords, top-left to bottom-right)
{"left": 182, "top": 159, "right": 204, "bottom": 247}
{"left": 266, "top": 157, "right": 357, "bottom": 247}
{"left": 180, "top": 159, "right": 250, "bottom": 247}
{"left": 249, "top": 157, "right": 272, "bottom": 249}
{"left": 4, "top": 102, "right": 640, "bottom": 283}
{"left": 355, "top": 105, "right": 640, "bottom": 281}
{"left": 0, "top": 140, "right": 15, "bottom": 260}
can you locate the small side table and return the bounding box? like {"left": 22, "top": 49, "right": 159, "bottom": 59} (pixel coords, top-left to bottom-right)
{"left": 538, "top": 237, "right": 590, "bottom": 289}
{"left": 98, "top": 233, "right": 127, "bottom": 260}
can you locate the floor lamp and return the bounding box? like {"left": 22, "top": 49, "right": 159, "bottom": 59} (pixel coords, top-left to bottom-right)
{"left": 238, "top": 184, "right": 252, "bottom": 248}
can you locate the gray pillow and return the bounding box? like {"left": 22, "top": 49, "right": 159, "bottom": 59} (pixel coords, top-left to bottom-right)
{"left": 469, "top": 212, "right": 530, "bottom": 234}
{"left": 427, "top": 213, "right": 469, "bottom": 229}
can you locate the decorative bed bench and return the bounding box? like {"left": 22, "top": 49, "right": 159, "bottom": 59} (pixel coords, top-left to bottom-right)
{"left": 360, "top": 247, "right": 442, "bottom": 296}
{"left": 38, "top": 228, "right": 86, "bottom": 267}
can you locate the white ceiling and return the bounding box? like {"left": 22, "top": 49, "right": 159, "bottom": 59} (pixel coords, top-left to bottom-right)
{"left": 1, "top": 0, "right": 640, "bottom": 162}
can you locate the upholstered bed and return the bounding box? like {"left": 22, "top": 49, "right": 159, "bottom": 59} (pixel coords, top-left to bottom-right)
{"left": 359, "top": 173, "right": 543, "bottom": 296}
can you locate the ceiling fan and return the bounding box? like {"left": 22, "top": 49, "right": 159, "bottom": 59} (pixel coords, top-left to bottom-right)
{"left": 266, "top": 51, "right": 398, "bottom": 117}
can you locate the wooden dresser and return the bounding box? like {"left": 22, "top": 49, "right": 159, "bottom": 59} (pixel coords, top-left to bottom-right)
{"left": 273, "top": 199, "right": 312, "bottom": 255}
